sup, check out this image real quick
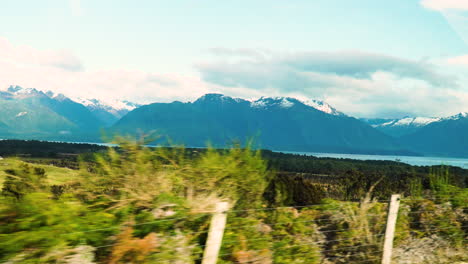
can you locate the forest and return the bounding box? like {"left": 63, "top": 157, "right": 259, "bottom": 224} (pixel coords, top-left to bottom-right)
{"left": 1, "top": 139, "right": 466, "bottom": 202}
{"left": 0, "top": 138, "right": 466, "bottom": 263}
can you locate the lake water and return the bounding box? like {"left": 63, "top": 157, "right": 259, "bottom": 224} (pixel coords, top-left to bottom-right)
{"left": 19, "top": 139, "right": 468, "bottom": 169}
{"left": 280, "top": 151, "right": 468, "bottom": 169}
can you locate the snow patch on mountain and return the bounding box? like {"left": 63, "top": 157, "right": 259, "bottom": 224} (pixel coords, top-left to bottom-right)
{"left": 16, "top": 112, "right": 28, "bottom": 117}
{"left": 251, "top": 97, "right": 296, "bottom": 109}
{"left": 250, "top": 99, "right": 267, "bottom": 108}
{"left": 373, "top": 112, "right": 468, "bottom": 130}
{"left": 6, "top": 85, "right": 44, "bottom": 97}
{"left": 2, "top": 86, "right": 139, "bottom": 113}
{"left": 194, "top": 93, "right": 246, "bottom": 104}
{"left": 303, "top": 99, "right": 342, "bottom": 115}
{"left": 74, "top": 98, "right": 139, "bottom": 112}
{"left": 280, "top": 98, "right": 294, "bottom": 108}
{"left": 375, "top": 117, "right": 442, "bottom": 128}
{"left": 444, "top": 112, "right": 468, "bottom": 120}
{"left": 250, "top": 96, "right": 343, "bottom": 115}
{"left": 2, "top": 85, "right": 140, "bottom": 125}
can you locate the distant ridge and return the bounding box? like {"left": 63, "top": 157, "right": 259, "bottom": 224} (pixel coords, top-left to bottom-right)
{"left": 2, "top": 86, "right": 467, "bottom": 157}
{"left": 0, "top": 85, "right": 138, "bottom": 140}
{"left": 0, "top": 85, "right": 140, "bottom": 130}
{"left": 399, "top": 112, "right": 468, "bottom": 157}
{"left": 112, "top": 93, "right": 413, "bottom": 155}
{"left": 71, "top": 97, "right": 140, "bottom": 126}
{"left": 363, "top": 113, "right": 468, "bottom": 138}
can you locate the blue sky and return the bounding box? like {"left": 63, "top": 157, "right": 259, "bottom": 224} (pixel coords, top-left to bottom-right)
{"left": 0, "top": 0, "right": 468, "bottom": 118}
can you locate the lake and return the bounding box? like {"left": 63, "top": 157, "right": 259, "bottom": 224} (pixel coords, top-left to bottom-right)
{"left": 280, "top": 151, "right": 468, "bottom": 169}
{"left": 39, "top": 140, "right": 468, "bottom": 169}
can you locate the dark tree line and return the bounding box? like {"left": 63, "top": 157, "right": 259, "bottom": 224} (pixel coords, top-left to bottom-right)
{"left": 262, "top": 150, "right": 467, "bottom": 204}
{"left": 1, "top": 140, "right": 467, "bottom": 205}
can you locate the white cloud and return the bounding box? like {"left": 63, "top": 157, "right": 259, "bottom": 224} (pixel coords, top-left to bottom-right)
{"left": 199, "top": 49, "right": 454, "bottom": 88}
{"left": 0, "top": 37, "right": 83, "bottom": 71}
{"left": 447, "top": 54, "right": 468, "bottom": 65}
{"left": 421, "top": 0, "right": 468, "bottom": 11}
{"left": 0, "top": 37, "right": 213, "bottom": 103}
{"left": 1, "top": 37, "right": 467, "bottom": 119}
{"left": 0, "top": 61, "right": 213, "bottom": 104}
{"left": 197, "top": 48, "right": 468, "bottom": 118}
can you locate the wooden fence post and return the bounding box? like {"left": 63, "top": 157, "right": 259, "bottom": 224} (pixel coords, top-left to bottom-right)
{"left": 381, "top": 194, "right": 401, "bottom": 264}
{"left": 202, "top": 202, "right": 229, "bottom": 264}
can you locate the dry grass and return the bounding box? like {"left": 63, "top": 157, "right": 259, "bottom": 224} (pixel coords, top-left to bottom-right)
{"left": 393, "top": 235, "right": 468, "bottom": 264}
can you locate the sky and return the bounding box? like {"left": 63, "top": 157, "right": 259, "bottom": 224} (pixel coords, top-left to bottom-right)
{"left": 0, "top": 0, "right": 468, "bottom": 118}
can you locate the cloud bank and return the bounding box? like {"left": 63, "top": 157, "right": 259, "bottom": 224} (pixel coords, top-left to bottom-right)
{"left": 0, "top": 37, "right": 466, "bottom": 118}
{"left": 0, "top": 37, "right": 83, "bottom": 71}
{"left": 197, "top": 48, "right": 465, "bottom": 118}
{"left": 0, "top": 38, "right": 212, "bottom": 103}
{"left": 199, "top": 49, "right": 453, "bottom": 89}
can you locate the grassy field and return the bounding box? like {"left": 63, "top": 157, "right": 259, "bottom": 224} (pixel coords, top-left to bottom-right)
{"left": 0, "top": 158, "right": 80, "bottom": 187}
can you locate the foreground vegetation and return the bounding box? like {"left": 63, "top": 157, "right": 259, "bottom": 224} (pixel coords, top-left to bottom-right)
{"left": 0, "top": 138, "right": 466, "bottom": 263}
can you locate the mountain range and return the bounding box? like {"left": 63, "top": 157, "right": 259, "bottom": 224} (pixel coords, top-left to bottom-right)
{"left": 1, "top": 85, "right": 468, "bottom": 157}
{"left": 73, "top": 98, "right": 140, "bottom": 126}
{"left": 0, "top": 85, "right": 138, "bottom": 141}
{"left": 112, "top": 94, "right": 410, "bottom": 155}
{"left": 361, "top": 116, "right": 443, "bottom": 138}
{"left": 361, "top": 114, "right": 468, "bottom": 157}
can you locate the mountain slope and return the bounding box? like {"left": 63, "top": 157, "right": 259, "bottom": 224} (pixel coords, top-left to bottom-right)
{"left": 399, "top": 113, "right": 468, "bottom": 157}
{"left": 0, "top": 86, "right": 104, "bottom": 140}
{"left": 363, "top": 117, "right": 441, "bottom": 137}
{"left": 73, "top": 98, "right": 140, "bottom": 126}
{"left": 112, "top": 94, "right": 412, "bottom": 154}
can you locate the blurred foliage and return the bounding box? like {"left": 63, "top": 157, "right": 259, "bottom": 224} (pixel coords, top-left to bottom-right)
{"left": 0, "top": 136, "right": 466, "bottom": 263}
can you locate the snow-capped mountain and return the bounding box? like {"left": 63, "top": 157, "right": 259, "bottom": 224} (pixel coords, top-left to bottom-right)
{"left": 302, "top": 99, "right": 343, "bottom": 116}
{"left": 250, "top": 97, "right": 295, "bottom": 109}
{"left": 250, "top": 96, "right": 344, "bottom": 115}
{"left": 3, "top": 86, "right": 468, "bottom": 157}
{"left": 400, "top": 112, "right": 468, "bottom": 157}
{"left": 72, "top": 98, "right": 141, "bottom": 126}
{"left": 1, "top": 85, "right": 140, "bottom": 127}
{"left": 443, "top": 112, "right": 468, "bottom": 121}
{"left": 0, "top": 85, "right": 104, "bottom": 140}
{"left": 76, "top": 98, "right": 139, "bottom": 113}
{"left": 2, "top": 85, "right": 48, "bottom": 99}
{"left": 363, "top": 113, "right": 468, "bottom": 138}
{"left": 375, "top": 117, "right": 441, "bottom": 128}
{"left": 194, "top": 94, "right": 344, "bottom": 116}
{"left": 0, "top": 85, "right": 140, "bottom": 137}
{"left": 112, "top": 93, "right": 408, "bottom": 155}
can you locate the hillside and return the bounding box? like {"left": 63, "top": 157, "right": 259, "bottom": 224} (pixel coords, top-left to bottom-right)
{"left": 112, "top": 94, "right": 413, "bottom": 155}
{"left": 363, "top": 117, "right": 442, "bottom": 137}
{"left": 400, "top": 113, "right": 468, "bottom": 157}
{"left": 0, "top": 86, "right": 141, "bottom": 141}
{"left": 0, "top": 86, "right": 103, "bottom": 140}
{"left": 72, "top": 98, "right": 140, "bottom": 126}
